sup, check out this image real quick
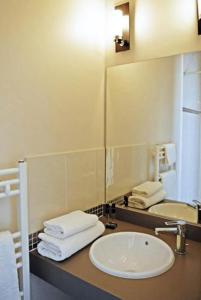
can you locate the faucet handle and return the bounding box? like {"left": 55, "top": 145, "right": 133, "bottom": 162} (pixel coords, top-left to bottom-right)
{"left": 165, "top": 220, "right": 186, "bottom": 226}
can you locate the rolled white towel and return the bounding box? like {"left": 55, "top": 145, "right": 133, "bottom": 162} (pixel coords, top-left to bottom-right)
{"left": 132, "top": 181, "right": 163, "bottom": 197}
{"left": 44, "top": 210, "right": 98, "bottom": 239}
{"left": 37, "top": 221, "right": 105, "bottom": 261}
{"left": 129, "top": 189, "right": 166, "bottom": 209}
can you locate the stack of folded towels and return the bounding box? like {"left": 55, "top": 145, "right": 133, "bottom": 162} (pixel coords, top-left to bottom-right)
{"left": 37, "top": 210, "right": 105, "bottom": 261}
{"left": 128, "top": 181, "right": 166, "bottom": 209}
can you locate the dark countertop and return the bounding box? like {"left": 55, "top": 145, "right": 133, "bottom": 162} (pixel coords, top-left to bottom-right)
{"left": 30, "top": 219, "right": 201, "bottom": 300}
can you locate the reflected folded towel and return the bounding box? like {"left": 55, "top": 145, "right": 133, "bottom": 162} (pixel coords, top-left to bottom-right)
{"left": 37, "top": 221, "right": 105, "bottom": 261}
{"left": 132, "top": 181, "right": 163, "bottom": 197}
{"left": 163, "top": 143, "right": 176, "bottom": 166}
{"left": 160, "top": 170, "right": 177, "bottom": 200}
{"left": 129, "top": 189, "right": 166, "bottom": 209}
{"left": 0, "top": 231, "right": 20, "bottom": 300}
{"left": 44, "top": 210, "right": 98, "bottom": 239}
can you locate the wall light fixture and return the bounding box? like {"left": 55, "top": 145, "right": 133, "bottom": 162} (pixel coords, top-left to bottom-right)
{"left": 197, "top": 0, "right": 201, "bottom": 34}
{"left": 113, "top": 2, "right": 130, "bottom": 52}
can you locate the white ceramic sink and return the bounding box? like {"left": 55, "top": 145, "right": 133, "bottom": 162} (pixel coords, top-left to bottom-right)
{"left": 148, "top": 203, "right": 197, "bottom": 223}
{"left": 89, "top": 232, "right": 174, "bottom": 279}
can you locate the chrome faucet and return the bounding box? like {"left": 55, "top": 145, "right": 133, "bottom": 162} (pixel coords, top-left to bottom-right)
{"left": 192, "top": 200, "right": 201, "bottom": 206}
{"left": 192, "top": 200, "right": 201, "bottom": 223}
{"left": 155, "top": 220, "right": 186, "bottom": 255}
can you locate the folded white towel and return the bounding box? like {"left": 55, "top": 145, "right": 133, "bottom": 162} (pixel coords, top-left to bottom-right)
{"left": 0, "top": 231, "right": 20, "bottom": 300}
{"left": 163, "top": 143, "right": 176, "bottom": 166}
{"left": 37, "top": 221, "right": 105, "bottom": 261}
{"left": 44, "top": 210, "right": 98, "bottom": 239}
{"left": 160, "top": 170, "right": 177, "bottom": 200}
{"left": 129, "top": 189, "right": 166, "bottom": 209}
{"left": 132, "top": 181, "right": 163, "bottom": 197}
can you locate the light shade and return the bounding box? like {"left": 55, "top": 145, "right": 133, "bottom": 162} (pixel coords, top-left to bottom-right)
{"left": 113, "top": 9, "right": 123, "bottom": 37}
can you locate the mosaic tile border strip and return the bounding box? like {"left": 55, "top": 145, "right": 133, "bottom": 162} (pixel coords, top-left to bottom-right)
{"left": 85, "top": 204, "right": 104, "bottom": 217}
{"left": 29, "top": 230, "right": 42, "bottom": 251}
{"left": 29, "top": 203, "right": 104, "bottom": 251}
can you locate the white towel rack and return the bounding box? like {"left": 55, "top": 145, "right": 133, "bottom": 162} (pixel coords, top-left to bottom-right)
{"left": 184, "top": 70, "right": 201, "bottom": 75}
{"left": 153, "top": 144, "right": 176, "bottom": 182}
{"left": 0, "top": 161, "right": 30, "bottom": 300}
{"left": 153, "top": 145, "right": 166, "bottom": 182}
{"left": 183, "top": 107, "right": 201, "bottom": 115}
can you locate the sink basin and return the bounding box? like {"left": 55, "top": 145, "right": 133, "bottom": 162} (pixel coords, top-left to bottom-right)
{"left": 89, "top": 232, "right": 174, "bottom": 279}
{"left": 148, "top": 202, "right": 197, "bottom": 223}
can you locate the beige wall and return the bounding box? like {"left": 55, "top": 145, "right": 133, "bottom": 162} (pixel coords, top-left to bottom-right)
{"left": 0, "top": 0, "right": 106, "bottom": 231}
{"left": 106, "top": 0, "right": 201, "bottom": 66}
{"left": 106, "top": 56, "right": 181, "bottom": 146}
{"left": 0, "top": 0, "right": 105, "bottom": 168}
{"left": 106, "top": 56, "right": 182, "bottom": 200}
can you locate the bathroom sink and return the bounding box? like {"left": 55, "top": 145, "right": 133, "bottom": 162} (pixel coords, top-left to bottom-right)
{"left": 89, "top": 232, "right": 174, "bottom": 279}
{"left": 148, "top": 202, "right": 197, "bottom": 223}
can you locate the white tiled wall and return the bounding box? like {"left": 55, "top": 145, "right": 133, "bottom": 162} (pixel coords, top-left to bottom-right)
{"left": 106, "top": 144, "right": 148, "bottom": 201}
{"left": 27, "top": 148, "right": 105, "bottom": 233}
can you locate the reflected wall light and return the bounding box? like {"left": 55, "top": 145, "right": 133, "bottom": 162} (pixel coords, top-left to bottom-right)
{"left": 113, "top": 2, "right": 130, "bottom": 52}
{"left": 197, "top": 0, "right": 201, "bottom": 34}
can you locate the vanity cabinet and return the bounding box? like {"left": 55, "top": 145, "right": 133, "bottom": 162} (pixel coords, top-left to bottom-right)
{"left": 30, "top": 218, "right": 201, "bottom": 300}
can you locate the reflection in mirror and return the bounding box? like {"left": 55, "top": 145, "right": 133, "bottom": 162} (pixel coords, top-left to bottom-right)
{"left": 106, "top": 51, "right": 201, "bottom": 224}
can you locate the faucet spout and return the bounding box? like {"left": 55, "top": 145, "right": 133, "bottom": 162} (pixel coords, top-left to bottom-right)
{"left": 155, "top": 220, "right": 186, "bottom": 255}
{"left": 155, "top": 227, "right": 177, "bottom": 235}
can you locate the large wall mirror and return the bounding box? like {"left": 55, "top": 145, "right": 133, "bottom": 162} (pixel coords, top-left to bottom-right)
{"left": 105, "top": 51, "right": 201, "bottom": 225}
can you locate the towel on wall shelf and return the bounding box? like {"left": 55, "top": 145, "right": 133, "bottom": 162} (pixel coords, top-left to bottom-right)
{"left": 0, "top": 231, "right": 20, "bottom": 300}
{"left": 163, "top": 143, "right": 176, "bottom": 166}
{"left": 132, "top": 181, "right": 163, "bottom": 198}
{"left": 128, "top": 189, "right": 166, "bottom": 209}
{"left": 38, "top": 221, "right": 105, "bottom": 261}
{"left": 44, "top": 210, "right": 98, "bottom": 239}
